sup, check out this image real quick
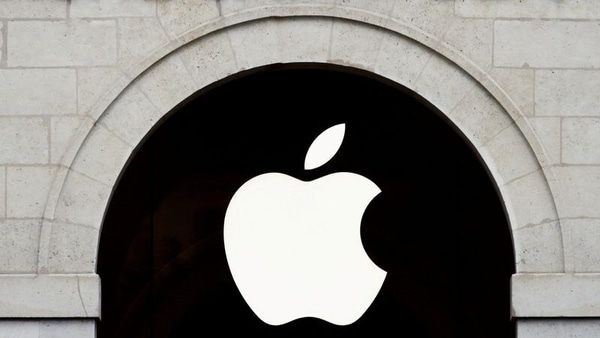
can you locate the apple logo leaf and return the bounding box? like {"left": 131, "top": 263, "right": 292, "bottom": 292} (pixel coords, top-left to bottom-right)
{"left": 304, "top": 123, "right": 346, "bottom": 170}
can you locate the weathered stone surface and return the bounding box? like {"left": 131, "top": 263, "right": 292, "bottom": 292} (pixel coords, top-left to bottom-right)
{"left": 53, "top": 170, "right": 110, "bottom": 228}
{"left": 70, "top": 0, "right": 155, "bottom": 18}
{"left": 563, "top": 218, "right": 600, "bottom": 272}
{"left": 50, "top": 116, "right": 93, "bottom": 165}
{"left": 7, "top": 167, "right": 55, "bottom": 219}
{"left": 528, "top": 117, "right": 561, "bottom": 165}
{"left": 0, "top": 0, "right": 66, "bottom": 18}
{"left": 554, "top": 166, "right": 600, "bottom": 219}
{"left": 118, "top": 17, "right": 169, "bottom": 70}
{"left": 562, "top": 118, "right": 600, "bottom": 165}
{"left": 8, "top": 20, "right": 116, "bottom": 67}
{"left": 0, "top": 118, "right": 48, "bottom": 165}
{"left": 0, "top": 220, "right": 41, "bottom": 273}
{"left": 517, "top": 319, "right": 600, "bottom": 338}
{"left": 535, "top": 70, "right": 600, "bottom": 117}
{"left": 495, "top": 21, "right": 600, "bottom": 68}
{"left": 0, "top": 69, "right": 76, "bottom": 116}
{"left": 157, "top": 0, "right": 220, "bottom": 39}
{"left": 512, "top": 221, "right": 563, "bottom": 273}
{"left": 0, "top": 167, "right": 5, "bottom": 218}
{"left": 456, "top": 0, "right": 600, "bottom": 19}
{"left": 77, "top": 67, "right": 124, "bottom": 117}
{"left": 46, "top": 223, "right": 99, "bottom": 273}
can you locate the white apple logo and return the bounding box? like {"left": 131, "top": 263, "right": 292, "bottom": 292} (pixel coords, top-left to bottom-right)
{"left": 223, "top": 123, "right": 386, "bottom": 326}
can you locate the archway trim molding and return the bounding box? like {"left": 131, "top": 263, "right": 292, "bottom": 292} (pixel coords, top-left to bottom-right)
{"left": 3, "top": 6, "right": 593, "bottom": 320}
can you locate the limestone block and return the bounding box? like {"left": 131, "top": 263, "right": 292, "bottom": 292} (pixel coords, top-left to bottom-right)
{"left": 118, "top": 17, "right": 169, "bottom": 70}
{"left": 157, "top": 0, "right": 220, "bottom": 39}
{"left": 39, "top": 320, "right": 95, "bottom": 338}
{"left": 0, "top": 22, "right": 3, "bottom": 65}
{"left": 131, "top": 52, "right": 197, "bottom": 113}
{"left": 562, "top": 118, "right": 600, "bottom": 165}
{"left": 99, "top": 86, "right": 162, "bottom": 147}
{"left": 0, "top": 0, "right": 66, "bottom": 19}
{"left": 0, "top": 274, "right": 100, "bottom": 317}
{"left": 536, "top": 70, "right": 600, "bottom": 117}
{"left": 50, "top": 116, "right": 94, "bottom": 166}
{"left": 0, "top": 69, "right": 76, "bottom": 116}
{"left": 53, "top": 170, "right": 110, "bottom": 228}
{"left": 448, "top": 84, "right": 513, "bottom": 147}
{"left": 0, "top": 118, "right": 48, "bottom": 165}
{"left": 443, "top": 18, "right": 493, "bottom": 71}
{"left": 479, "top": 124, "right": 540, "bottom": 186}
{"left": 456, "top": 1, "right": 600, "bottom": 19}
{"left": 227, "top": 19, "right": 280, "bottom": 70}
{"left": 512, "top": 221, "right": 563, "bottom": 273}
{"left": 8, "top": 20, "right": 116, "bottom": 67}
{"left": 70, "top": 0, "right": 155, "bottom": 18}
{"left": 7, "top": 167, "right": 55, "bottom": 218}
{"left": 0, "top": 167, "right": 5, "bottom": 218}
{"left": 489, "top": 67, "right": 535, "bottom": 117}
{"left": 494, "top": 21, "right": 600, "bottom": 68}
{"left": 335, "top": 0, "right": 395, "bottom": 14}
{"left": 512, "top": 273, "right": 600, "bottom": 317}
{"left": 391, "top": 0, "right": 457, "bottom": 38}
{"left": 0, "top": 320, "right": 39, "bottom": 338}
{"left": 374, "top": 32, "right": 431, "bottom": 89}
{"left": 277, "top": 18, "right": 331, "bottom": 64}
{"left": 77, "top": 67, "right": 125, "bottom": 117}
{"left": 563, "top": 218, "right": 600, "bottom": 272}
{"left": 413, "top": 54, "right": 477, "bottom": 114}
{"left": 554, "top": 166, "right": 600, "bottom": 219}
{"left": 502, "top": 170, "right": 558, "bottom": 230}
{"left": 219, "top": 0, "right": 334, "bottom": 15}
{"left": 0, "top": 220, "right": 41, "bottom": 273}
{"left": 46, "top": 223, "right": 98, "bottom": 273}
{"left": 528, "top": 117, "right": 561, "bottom": 165}
{"left": 70, "top": 125, "right": 133, "bottom": 186}
{"left": 517, "top": 319, "right": 600, "bottom": 338}
{"left": 179, "top": 30, "right": 238, "bottom": 89}
{"left": 329, "top": 20, "right": 384, "bottom": 69}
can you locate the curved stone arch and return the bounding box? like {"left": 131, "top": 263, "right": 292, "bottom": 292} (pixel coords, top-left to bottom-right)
{"left": 39, "top": 10, "right": 563, "bottom": 275}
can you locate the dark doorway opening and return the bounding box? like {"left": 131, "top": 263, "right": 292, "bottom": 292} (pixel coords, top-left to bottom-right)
{"left": 97, "top": 64, "right": 515, "bottom": 338}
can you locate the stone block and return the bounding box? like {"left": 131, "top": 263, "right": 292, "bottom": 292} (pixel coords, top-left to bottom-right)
{"left": 6, "top": 167, "right": 55, "bottom": 219}
{"left": 179, "top": 30, "right": 239, "bottom": 89}
{"left": 0, "top": 0, "right": 66, "bottom": 19}
{"left": 0, "top": 274, "right": 100, "bottom": 317}
{"left": 131, "top": 52, "right": 197, "bottom": 113}
{"left": 413, "top": 54, "right": 477, "bottom": 115}
{"left": 329, "top": 19, "right": 384, "bottom": 69}
{"left": 0, "top": 220, "right": 41, "bottom": 273}
{"left": 517, "top": 319, "right": 600, "bottom": 338}
{"left": 157, "top": 0, "right": 220, "bottom": 39}
{"left": 53, "top": 170, "right": 110, "bottom": 228}
{"left": 456, "top": 1, "right": 600, "bottom": 19}
{"left": 563, "top": 218, "right": 600, "bottom": 272}
{"left": 0, "top": 69, "right": 76, "bottom": 116}
{"left": 50, "top": 116, "right": 94, "bottom": 166}
{"left": 391, "top": 0, "right": 457, "bottom": 38}
{"left": 489, "top": 67, "right": 535, "bottom": 117}
{"left": 46, "top": 223, "right": 99, "bottom": 273}
{"left": 562, "top": 118, "right": 600, "bottom": 165}
{"left": 495, "top": 21, "right": 600, "bottom": 68}
{"left": 8, "top": 20, "right": 116, "bottom": 67}
{"left": 70, "top": 125, "right": 133, "bottom": 186}
{"left": 0, "top": 320, "right": 39, "bottom": 338}
{"left": 554, "top": 166, "right": 600, "bottom": 219}
{"left": 277, "top": 17, "right": 331, "bottom": 64}
{"left": 0, "top": 118, "right": 48, "bottom": 165}
{"left": 39, "top": 320, "right": 95, "bottom": 338}
{"left": 99, "top": 86, "right": 161, "bottom": 147}
{"left": 512, "top": 221, "right": 563, "bottom": 273}
{"left": 479, "top": 124, "right": 540, "bottom": 186}
{"left": 219, "top": 0, "right": 334, "bottom": 15}
{"left": 448, "top": 84, "right": 513, "bottom": 147}
{"left": 374, "top": 31, "right": 431, "bottom": 89}
{"left": 118, "top": 17, "right": 169, "bottom": 70}
{"left": 336, "top": 0, "right": 395, "bottom": 13}
{"left": 70, "top": 0, "right": 155, "bottom": 18}
{"left": 77, "top": 67, "right": 125, "bottom": 117}
{"left": 227, "top": 19, "right": 281, "bottom": 70}
{"left": 443, "top": 18, "right": 494, "bottom": 71}
{"left": 528, "top": 117, "right": 561, "bottom": 165}
{"left": 536, "top": 70, "right": 600, "bottom": 117}
{"left": 0, "top": 167, "right": 5, "bottom": 218}
{"left": 512, "top": 273, "right": 600, "bottom": 317}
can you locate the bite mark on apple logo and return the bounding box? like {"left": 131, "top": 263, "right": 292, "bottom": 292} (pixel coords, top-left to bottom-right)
{"left": 223, "top": 123, "right": 387, "bottom": 326}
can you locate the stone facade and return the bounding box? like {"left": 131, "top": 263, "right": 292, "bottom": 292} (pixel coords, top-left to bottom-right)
{"left": 0, "top": 1, "right": 599, "bottom": 337}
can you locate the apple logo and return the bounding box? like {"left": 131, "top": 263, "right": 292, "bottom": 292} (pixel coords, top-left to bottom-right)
{"left": 223, "top": 123, "right": 387, "bottom": 326}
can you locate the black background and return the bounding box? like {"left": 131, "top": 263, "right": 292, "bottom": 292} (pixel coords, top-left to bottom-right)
{"left": 98, "top": 65, "right": 515, "bottom": 337}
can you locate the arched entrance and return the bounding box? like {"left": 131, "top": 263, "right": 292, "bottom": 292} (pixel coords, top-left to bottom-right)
{"left": 97, "top": 65, "right": 515, "bottom": 337}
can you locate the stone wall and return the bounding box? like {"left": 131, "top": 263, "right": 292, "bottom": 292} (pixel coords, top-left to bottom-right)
{"left": 0, "top": 1, "right": 599, "bottom": 337}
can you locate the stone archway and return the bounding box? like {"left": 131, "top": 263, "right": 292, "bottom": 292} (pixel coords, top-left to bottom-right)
{"left": 33, "top": 11, "right": 564, "bottom": 334}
